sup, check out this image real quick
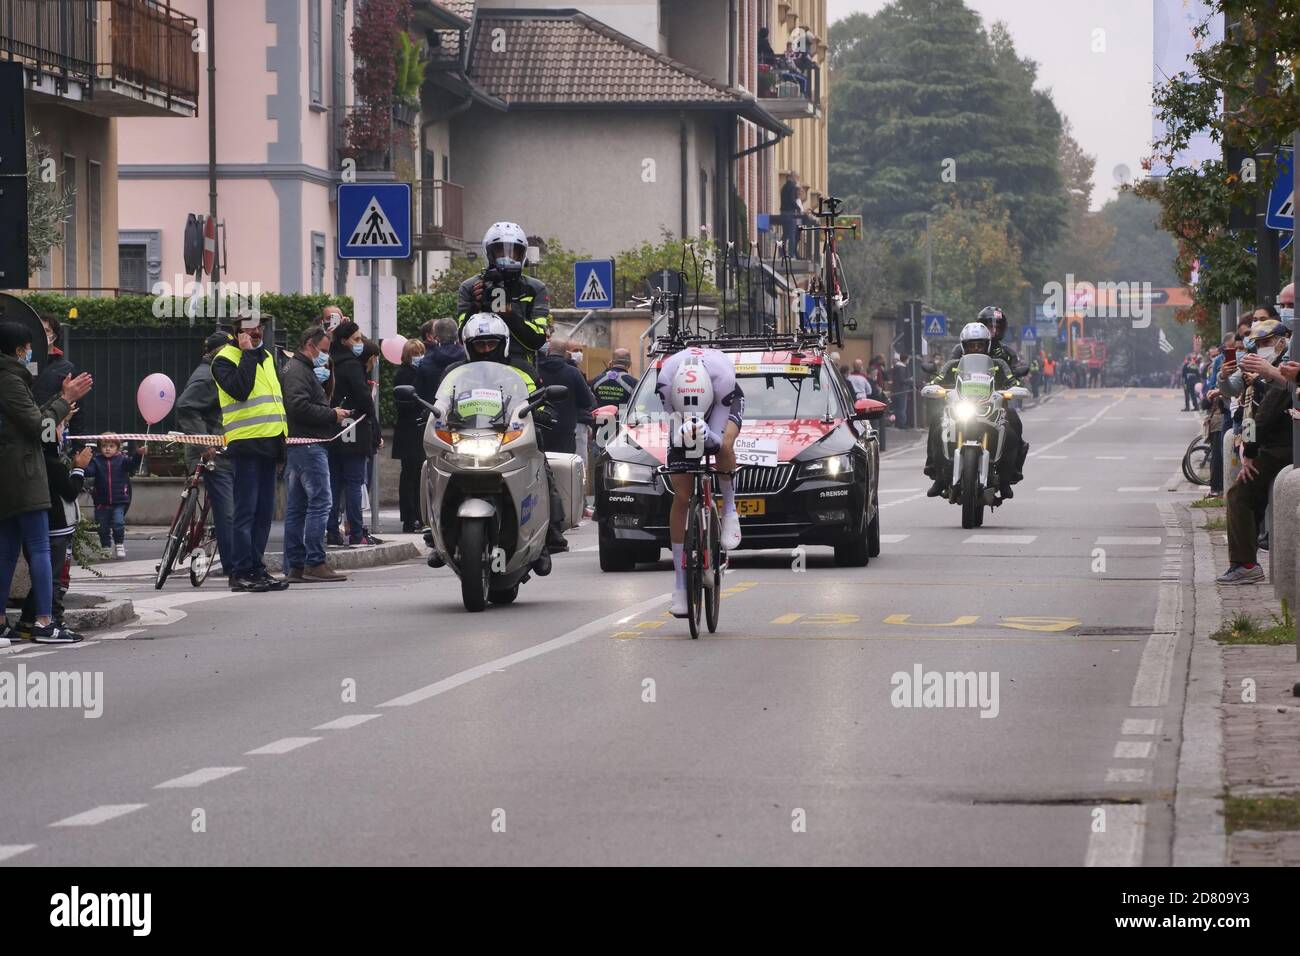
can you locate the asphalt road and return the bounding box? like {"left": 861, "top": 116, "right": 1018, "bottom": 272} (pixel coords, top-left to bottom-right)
{"left": 1, "top": 388, "right": 1204, "bottom": 866}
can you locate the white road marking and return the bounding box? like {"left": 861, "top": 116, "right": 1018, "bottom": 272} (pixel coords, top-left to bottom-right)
{"left": 51, "top": 804, "right": 148, "bottom": 827}
{"left": 1096, "top": 456, "right": 1127, "bottom": 460}
{"left": 62, "top": 639, "right": 101, "bottom": 650}
{"left": 245, "top": 737, "right": 321, "bottom": 755}
{"left": 1036, "top": 486, "right": 1080, "bottom": 492}
{"left": 1152, "top": 456, "right": 1183, "bottom": 461}
{"left": 1084, "top": 804, "right": 1146, "bottom": 866}
{"left": 314, "top": 714, "right": 382, "bottom": 730}
{"left": 1130, "top": 580, "right": 1181, "bottom": 707}
{"left": 879, "top": 534, "right": 910, "bottom": 544}
{"left": 155, "top": 767, "right": 245, "bottom": 789}
{"left": 380, "top": 591, "right": 673, "bottom": 708}
{"left": 880, "top": 488, "right": 922, "bottom": 493}
{"left": 1113, "top": 741, "right": 1155, "bottom": 759}
{"left": 1031, "top": 392, "right": 1129, "bottom": 458}
{"left": 12, "top": 651, "right": 56, "bottom": 659}
{"left": 962, "top": 534, "right": 1036, "bottom": 544}
{"left": 1037, "top": 454, "right": 1068, "bottom": 459}
{"left": 1067, "top": 416, "right": 1090, "bottom": 420}
{"left": 1118, "top": 487, "right": 1160, "bottom": 492}
{"left": 1105, "top": 768, "right": 1150, "bottom": 783}
{"left": 97, "top": 629, "right": 144, "bottom": 641}
{"left": 1122, "top": 718, "right": 1162, "bottom": 735}
{"left": 0, "top": 845, "right": 36, "bottom": 862}
{"left": 1096, "top": 536, "right": 1162, "bottom": 545}
{"left": 880, "top": 492, "right": 927, "bottom": 510}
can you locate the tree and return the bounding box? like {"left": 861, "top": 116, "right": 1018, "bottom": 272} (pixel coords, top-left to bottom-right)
{"left": 924, "top": 195, "right": 1025, "bottom": 321}
{"left": 828, "top": 0, "right": 1066, "bottom": 282}
{"left": 26, "top": 128, "right": 73, "bottom": 275}
{"left": 1041, "top": 120, "right": 1116, "bottom": 289}
{"left": 1098, "top": 191, "right": 1180, "bottom": 289}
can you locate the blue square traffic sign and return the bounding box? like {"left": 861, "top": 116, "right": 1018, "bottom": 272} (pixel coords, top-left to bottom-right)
{"left": 337, "top": 183, "right": 411, "bottom": 260}
{"left": 574, "top": 259, "right": 615, "bottom": 309}
{"left": 922, "top": 313, "right": 946, "bottom": 337}
{"left": 1267, "top": 148, "right": 1293, "bottom": 232}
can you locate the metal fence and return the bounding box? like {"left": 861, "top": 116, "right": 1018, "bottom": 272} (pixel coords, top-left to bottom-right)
{"left": 0, "top": 0, "right": 96, "bottom": 79}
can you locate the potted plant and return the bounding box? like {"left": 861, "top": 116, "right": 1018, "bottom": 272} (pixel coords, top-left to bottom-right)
{"left": 393, "top": 30, "right": 428, "bottom": 127}
{"left": 341, "top": 0, "right": 411, "bottom": 168}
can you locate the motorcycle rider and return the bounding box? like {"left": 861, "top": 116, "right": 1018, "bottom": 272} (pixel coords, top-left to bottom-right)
{"left": 948, "top": 306, "right": 1028, "bottom": 489}
{"left": 925, "top": 322, "right": 1023, "bottom": 499}
{"left": 656, "top": 347, "right": 745, "bottom": 617}
{"left": 455, "top": 223, "right": 567, "bottom": 552}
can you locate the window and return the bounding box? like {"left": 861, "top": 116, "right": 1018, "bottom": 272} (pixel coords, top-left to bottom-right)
{"left": 62, "top": 154, "right": 77, "bottom": 289}
{"left": 88, "top": 160, "right": 102, "bottom": 292}
{"left": 309, "top": 0, "right": 323, "bottom": 107}
{"left": 311, "top": 232, "right": 326, "bottom": 294}
{"left": 119, "top": 244, "right": 148, "bottom": 293}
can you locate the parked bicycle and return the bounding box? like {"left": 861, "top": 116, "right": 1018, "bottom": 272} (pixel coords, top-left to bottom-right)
{"left": 155, "top": 451, "right": 221, "bottom": 589}
{"left": 1182, "top": 414, "right": 1213, "bottom": 487}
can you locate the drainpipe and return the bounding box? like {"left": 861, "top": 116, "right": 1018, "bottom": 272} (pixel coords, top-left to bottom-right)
{"left": 417, "top": 92, "right": 473, "bottom": 285}
{"left": 206, "top": 0, "right": 218, "bottom": 285}
{"left": 679, "top": 111, "right": 688, "bottom": 239}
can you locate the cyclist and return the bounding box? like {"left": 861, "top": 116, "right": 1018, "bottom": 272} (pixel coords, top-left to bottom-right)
{"left": 925, "top": 322, "right": 1022, "bottom": 499}
{"left": 655, "top": 346, "right": 745, "bottom": 617}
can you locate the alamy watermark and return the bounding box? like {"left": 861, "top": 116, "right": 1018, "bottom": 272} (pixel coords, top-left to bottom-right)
{"left": 890, "top": 664, "right": 999, "bottom": 718}
{"left": 151, "top": 275, "right": 262, "bottom": 321}
{"left": 1041, "top": 274, "right": 1154, "bottom": 329}
{"left": 0, "top": 665, "right": 103, "bottom": 718}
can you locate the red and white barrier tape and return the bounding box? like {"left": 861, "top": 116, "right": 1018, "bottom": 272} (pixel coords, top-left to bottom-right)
{"left": 70, "top": 416, "right": 365, "bottom": 447}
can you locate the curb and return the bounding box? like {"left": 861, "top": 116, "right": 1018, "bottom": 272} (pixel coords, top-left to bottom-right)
{"left": 265, "top": 540, "right": 422, "bottom": 572}
{"left": 1172, "top": 503, "right": 1227, "bottom": 867}
{"left": 64, "top": 596, "right": 136, "bottom": 632}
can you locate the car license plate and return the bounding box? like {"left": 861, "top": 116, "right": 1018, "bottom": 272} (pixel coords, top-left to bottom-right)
{"left": 736, "top": 498, "right": 765, "bottom": 517}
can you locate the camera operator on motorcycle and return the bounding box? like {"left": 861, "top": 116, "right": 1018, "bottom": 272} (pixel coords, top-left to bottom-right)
{"left": 926, "top": 322, "right": 1024, "bottom": 499}
{"left": 656, "top": 347, "right": 745, "bottom": 618}
{"left": 947, "top": 306, "right": 1028, "bottom": 491}
{"left": 454, "top": 222, "right": 568, "bottom": 553}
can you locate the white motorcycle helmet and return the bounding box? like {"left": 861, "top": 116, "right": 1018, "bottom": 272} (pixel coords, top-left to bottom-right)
{"left": 667, "top": 350, "right": 715, "bottom": 415}
{"left": 483, "top": 221, "right": 528, "bottom": 274}
{"left": 463, "top": 312, "right": 511, "bottom": 362}
{"left": 959, "top": 322, "right": 992, "bottom": 355}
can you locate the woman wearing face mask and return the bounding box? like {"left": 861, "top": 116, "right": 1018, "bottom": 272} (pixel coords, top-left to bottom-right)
{"left": 392, "top": 337, "right": 427, "bottom": 533}
{"left": 326, "top": 321, "right": 378, "bottom": 547}
{"left": 0, "top": 321, "right": 93, "bottom": 644}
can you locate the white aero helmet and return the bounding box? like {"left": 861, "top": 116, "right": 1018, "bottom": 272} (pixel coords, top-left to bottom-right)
{"left": 667, "top": 349, "right": 714, "bottom": 415}
{"left": 462, "top": 312, "right": 511, "bottom": 360}
{"left": 483, "top": 221, "right": 528, "bottom": 273}
{"left": 959, "top": 321, "right": 992, "bottom": 353}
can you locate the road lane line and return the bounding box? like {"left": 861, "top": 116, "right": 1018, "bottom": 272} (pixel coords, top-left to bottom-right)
{"left": 1118, "top": 487, "right": 1160, "bottom": 492}
{"left": 1096, "top": 456, "right": 1127, "bottom": 460}
{"left": 51, "top": 804, "right": 148, "bottom": 827}
{"left": 879, "top": 534, "right": 909, "bottom": 544}
{"left": 880, "top": 488, "right": 922, "bottom": 493}
{"left": 155, "top": 767, "right": 245, "bottom": 789}
{"left": 1105, "top": 768, "right": 1150, "bottom": 783}
{"left": 0, "top": 845, "right": 36, "bottom": 863}
{"left": 962, "top": 534, "right": 1036, "bottom": 544}
{"left": 245, "top": 737, "right": 321, "bottom": 755}
{"left": 1084, "top": 804, "right": 1146, "bottom": 866}
{"left": 314, "top": 714, "right": 382, "bottom": 730}
{"left": 1122, "top": 718, "right": 1161, "bottom": 735}
{"left": 1036, "top": 486, "right": 1080, "bottom": 492}
{"left": 880, "top": 492, "right": 927, "bottom": 509}
{"left": 1037, "top": 454, "right": 1068, "bottom": 459}
{"left": 1030, "top": 391, "right": 1129, "bottom": 458}
{"left": 1113, "top": 741, "right": 1155, "bottom": 759}
{"left": 1097, "top": 536, "right": 1162, "bottom": 545}
{"left": 379, "top": 591, "right": 672, "bottom": 708}
{"left": 1130, "top": 579, "right": 1181, "bottom": 707}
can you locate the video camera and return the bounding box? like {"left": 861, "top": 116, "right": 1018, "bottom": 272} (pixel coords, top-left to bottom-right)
{"left": 480, "top": 266, "right": 523, "bottom": 308}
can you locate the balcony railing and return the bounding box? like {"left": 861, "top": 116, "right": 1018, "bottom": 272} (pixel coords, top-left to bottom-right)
{"left": 0, "top": 0, "right": 96, "bottom": 81}
{"left": 96, "top": 0, "right": 198, "bottom": 108}
{"left": 757, "top": 56, "right": 821, "bottom": 119}
{"left": 414, "top": 179, "right": 464, "bottom": 251}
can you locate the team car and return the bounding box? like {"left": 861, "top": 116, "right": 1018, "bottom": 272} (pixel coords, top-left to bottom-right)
{"left": 593, "top": 339, "right": 885, "bottom": 570}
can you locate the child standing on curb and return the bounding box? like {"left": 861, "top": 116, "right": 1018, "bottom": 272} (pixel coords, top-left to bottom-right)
{"left": 85, "top": 438, "right": 146, "bottom": 559}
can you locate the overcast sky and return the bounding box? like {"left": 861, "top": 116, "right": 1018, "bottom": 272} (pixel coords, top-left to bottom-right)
{"left": 826, "top": 0, "right": 1158, "bottom": 210}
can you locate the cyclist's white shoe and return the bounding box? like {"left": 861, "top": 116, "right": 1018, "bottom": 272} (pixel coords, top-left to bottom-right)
{"left": 115, "top": 544, "right": 126, "bottom": 559}
{"left": 670, "top": 588, "right": 689, "bottom": 617}
{"left": 721, "top": 512, "right": 742, "bottom": 551}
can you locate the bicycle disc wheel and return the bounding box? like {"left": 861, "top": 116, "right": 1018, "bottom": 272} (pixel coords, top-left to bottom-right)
{"left": 685, "top": 500, "right": 702, "bottom": 639}
{"left": 155, "top": 489, "right": 195, "bottom": 590}
{"left": 705, "top": 506, "right": 722, "bottom": 634}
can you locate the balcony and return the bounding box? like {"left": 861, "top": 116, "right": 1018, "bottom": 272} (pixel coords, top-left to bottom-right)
{"left": 0, "top": 0, "right": 198, "bottom": 117}
{"left": 413, "top": 179, "right": 464, "bottom": 252}
{"left": 757, "top": 57, "right": 821, "bottom": 120}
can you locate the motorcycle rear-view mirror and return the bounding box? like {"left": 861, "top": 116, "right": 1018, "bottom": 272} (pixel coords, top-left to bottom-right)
{"left": 394, "top": 384, "right": 439, "bottom": 415}
{"left": 1014, "top": 365, "right": 1030, "bottom": 378}
{"left": 920, "top": 361, "right": 937, "bottom": 375}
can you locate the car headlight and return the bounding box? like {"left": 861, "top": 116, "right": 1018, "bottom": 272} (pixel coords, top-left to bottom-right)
{"left": 606, "top": 460, "right": 655, "bottom": 487}
{"left": 799, "top": 453, "right": 854, "bottom": 480}
{"left": 953, "top": 400, "right": 978, "bottom": 422}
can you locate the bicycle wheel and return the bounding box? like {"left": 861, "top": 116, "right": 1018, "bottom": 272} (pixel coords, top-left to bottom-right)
{"left": 685, "top": 497, "right": 703, "bottom": 639}
{"left": 704, "top": 502, "right": 722, "bottom": 634}
{"left": 1183, "top": 441, "right": 1213, "bottom": 486}
{"left": 155, "top": 487, "right": 196, "bottom": 590}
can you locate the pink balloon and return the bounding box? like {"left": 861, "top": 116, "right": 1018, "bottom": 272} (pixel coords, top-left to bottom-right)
{"left": 381, "top": 335, "right": 407, "bottom": 365}
{"left": 137, "top": 373, "right": 176, "bottom": 425}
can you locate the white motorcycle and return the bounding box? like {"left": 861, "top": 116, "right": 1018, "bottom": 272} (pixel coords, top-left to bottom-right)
{"left": 395, "top": 366, "right": 567, "bottom": 612}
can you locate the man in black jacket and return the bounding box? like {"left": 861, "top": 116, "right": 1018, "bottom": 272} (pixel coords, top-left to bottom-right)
{"left": 283, "top": 325, "right": 349, "bottom": 582}
{"left": 415, "top": 317, "right": 464, "bottom": 404}
{"left": 1219, "top": 320, "right": 1297, "bottom": 583}
{"left": 175, "top": 332, "right": 236, "bottom": 578}
{"left": 538, "top": 339, "right": 595, "bottom": 455}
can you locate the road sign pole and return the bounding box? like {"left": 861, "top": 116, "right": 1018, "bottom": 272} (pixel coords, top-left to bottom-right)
{"left": 369, "top": 259, "right": 380, "bottom": 536}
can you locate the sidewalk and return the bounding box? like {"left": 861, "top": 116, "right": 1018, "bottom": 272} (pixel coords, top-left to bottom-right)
{"left": 1186, "top": 501, "right": 1300, "bottom": 865}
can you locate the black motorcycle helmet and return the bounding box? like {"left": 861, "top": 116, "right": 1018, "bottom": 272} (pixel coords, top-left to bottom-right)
{"left": 977, "top": 306, "right": 1007, "bottom": 340}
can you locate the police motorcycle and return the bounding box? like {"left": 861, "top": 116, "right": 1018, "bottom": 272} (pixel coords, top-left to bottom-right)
{"left": 922, "top": 351, "right": 1029, "bottom": 530}
{"left": 394, "top": 315, "right": 567, "bottom": 612}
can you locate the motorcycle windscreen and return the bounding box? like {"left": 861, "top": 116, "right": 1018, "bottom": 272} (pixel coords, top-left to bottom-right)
{"left": 438, "top": 363, "right": 530, "bottom": 429}
{"left": 955, "top": 353, "right": 995, "bottom": 400}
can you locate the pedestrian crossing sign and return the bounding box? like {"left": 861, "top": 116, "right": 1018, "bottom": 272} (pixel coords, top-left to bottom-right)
{"left": 337, "top": 183, "right": 411, "bottom": 259}
{"left": 1266, "top": 148, "right": 1293, "bottom": 232}
{"left": 574, "top": 259, "right": 615, "bottom": 309}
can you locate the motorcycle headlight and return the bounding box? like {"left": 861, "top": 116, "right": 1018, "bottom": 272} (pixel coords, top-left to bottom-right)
{"left": 453, "top": 434, "right": 503, "bottom": 458}
{"left": 953, "top": 400, "right": 978, "bottom": 422}
{"left": 799, "top": 453, "right": 854, "bottom": 480}
{"left": 606, "top": 460, "right": 655, "bottom": 487}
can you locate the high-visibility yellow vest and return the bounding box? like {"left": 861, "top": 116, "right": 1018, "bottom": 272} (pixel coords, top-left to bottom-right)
{"left": 215, "top": 344, "right": 287, "bottom": 444}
